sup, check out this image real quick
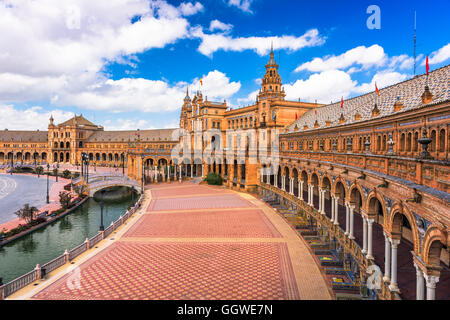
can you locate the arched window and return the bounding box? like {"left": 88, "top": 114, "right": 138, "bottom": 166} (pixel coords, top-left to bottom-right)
{"left": 400, "top": 133, "right": 405, "bottom": 151}
{"left": 439, "top": 129, "right": 445, "bottom": 152}
{"left": 407, "top": 132, "right": 412, "bottom": 151}
{"left": 430, "top": 130, "right": 436, "bottom": 152}
{"left": 413, "top": 131, "right": 419, "bottom": 152}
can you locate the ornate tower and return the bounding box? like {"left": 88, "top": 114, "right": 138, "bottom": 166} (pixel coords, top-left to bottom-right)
{"left": 258, "top": 44, "right": 285, "bottom": 101}
{"left": 180, "top": 88, "right": 192, "bottom": 129}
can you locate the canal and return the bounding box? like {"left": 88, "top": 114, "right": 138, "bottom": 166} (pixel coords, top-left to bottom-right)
{"left": 0, "top": 195, "right": 136, "bottom": 283}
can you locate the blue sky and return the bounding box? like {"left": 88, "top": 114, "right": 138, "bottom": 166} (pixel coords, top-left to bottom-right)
{"left": 0, "top": 0, "right": 449, "bottom": 131}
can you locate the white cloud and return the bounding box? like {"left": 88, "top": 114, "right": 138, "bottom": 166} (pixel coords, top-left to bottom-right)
{"left": 353, "top": 71, "right": 409, "bottom": 95}
{"left": 53, "top": 70, "right": 239, "bottom": 113}
{"left": 178, "top": 2, "right": 204, "bottom": 16}
{"left": 427, "top": 43, "right": 450, "bottom": 65}
{"left": 209, "top": 19, "right": 233, "bottom": 33}
{"left": 0, "top": 105, "right": 74, "bottom": 131}
{"left": 295, "top": 44, "right": 387, "bottom": 73}
{"left": 388, "top": 54, "right": 415, "bottom": 70}
{"left": 227, "top": 0, "right": 254, "bottom": 13}
{"left": 237, "top": 89, "right": 259, "bottom": 105}
{"left": 192, "top": 27, "right": 325, "bottom": 57}
{"left": 103, "top": 118, "right": 178, "bottom": 130}
{"left": 0, "top": 0, "right": 190, "bottom": 104}
{"left": 192, "top": 70, "right": 241, "bottom": 101}
{"left": 284, "top": 70, "right": 357, "bottom": 103}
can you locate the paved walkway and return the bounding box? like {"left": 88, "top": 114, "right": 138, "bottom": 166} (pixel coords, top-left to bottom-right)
{"left": 0, "top": 174, "right": 70, "bottom": 232}
{"left": 14, "top": 182, "right": 331, "bottom": 300}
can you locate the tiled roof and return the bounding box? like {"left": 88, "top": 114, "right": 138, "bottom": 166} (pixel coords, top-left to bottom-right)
{"left": 58, "top": 115, "right": 97, "bottom": 127}
{"left": 286, "top": 64, "right": 450, "bottom": 133}
{"left": 86, "top": 129, "right": 177, "bottom": 142}
{"left": 0, "top": 130, "right": 48, "bottom": 142}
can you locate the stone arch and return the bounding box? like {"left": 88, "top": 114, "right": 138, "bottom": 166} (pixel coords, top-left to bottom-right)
{"left": 388, "top": 203, "right": 421, "bottom": 253}
{"left": 366, "top": 190, "right": 388, "bottom": 227}
{"left": 348, "top": 183, "right": 366, "bottom": 212}
{"left": 333, "top": 176, "right": 348, "bottom": 197}
{"left": 422, "top": 227, "right": 447, "bottom": 265}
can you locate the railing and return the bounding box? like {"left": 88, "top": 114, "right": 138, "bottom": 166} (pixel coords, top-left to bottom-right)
{"left": 41, "top": 255, "right": 66, "bottom": 274}
{"left": 2, "top": 270, "right": 38, "bottom": 298}
{"left": 0, "top": 195, "right": 144, "bottom": 300}
{"left": 259, "top": 182, "right": 398, "bottom": 300}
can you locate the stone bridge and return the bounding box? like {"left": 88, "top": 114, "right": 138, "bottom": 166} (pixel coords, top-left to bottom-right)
{"left": 74, "top": 173, "right": 141, "bottom": 196}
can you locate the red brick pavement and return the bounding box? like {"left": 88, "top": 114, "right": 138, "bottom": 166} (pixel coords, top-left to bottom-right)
{"left": 32, "top": 242, "right": 299, "bottom": 300}
{"left": 150, "top": 194, "right": 255, "bottom": 211}
{"left": 150, "top": 185, "right": 231, "bottom": 198}
{"left": 124, "top": 209, "right": 282, "bottom": 238}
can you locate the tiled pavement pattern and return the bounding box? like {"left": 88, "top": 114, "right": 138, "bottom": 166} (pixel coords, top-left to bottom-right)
{"left": 33, "top": 242, "right": 297, "bottom": 300}
{"left": 124, "top": 209, "right": 282, "bottom": 238}
{"left": 287, "top": 65, "right": 449, "bottom": 132}
{"left": 150, "top": 194, "right": 255, "bottom": 211}
{"left": 31, "top": 182, "right": 331, "bottom": 300}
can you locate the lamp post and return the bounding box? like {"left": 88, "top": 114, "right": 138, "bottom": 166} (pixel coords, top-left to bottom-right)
{"left": 122, "top": 153, "right": 125, "bottom": 176}
{"left": 81, "top": 153, "right": 84, "bottom": 179}
{"left": 86, "top": 157, "right": 89, "bottom": 184}
{"left": 10, "top": 151, "right": 14, "bottom": 175}
{"left": 141, "top": 156, "right": 145, "bottom": 194}
{"left": 99, "top": 190, "right": 104, "bottom": 231}
{"left": 34, "top": 149, "right": 37, "bottom": 172}
{"left": 46, "top": 164, "right": 50, "bottom": 204}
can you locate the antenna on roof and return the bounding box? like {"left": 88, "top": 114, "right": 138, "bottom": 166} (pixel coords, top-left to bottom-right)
{"left": 413, "top": 10, "right": 417, "bottom": 77}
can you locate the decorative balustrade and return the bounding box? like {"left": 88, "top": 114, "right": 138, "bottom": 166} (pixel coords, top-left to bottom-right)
{"left": 0, "top": 195, "right": 144, "bottom": 300}
{"left": 68, "top": 242, "right": 88, "bottom": 261}
{"left": 280, "top": 150, "right": 449, "bottom": 193}
{"left": 2, "top": 270, "right": 38, "bottom": 298}
{"left": 259, "top": 182, "right": 398, "bottom": 300}
{"left": 41, "top": 255, "right": 66, "bottom": 274}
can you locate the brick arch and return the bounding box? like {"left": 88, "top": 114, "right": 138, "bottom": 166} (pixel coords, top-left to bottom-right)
{"left": 348, "top": 182, "right": 366, "bottom": 211}
{"left": 332, "top": 176, "right": 348, "bottom": 197}
{"left": 366, "top": 190, "right": 388, "bottom": 227}
{"left": 291, "top": 167, "right": 299, "bottom": 178}
{"left": 282, "top": 165, "right": 290, "bottom": 177}
{"left": 422, "top": 226, "right": 447, "bottom": 265}
{"left": 300, "top": 169, "right": 309, "bottom": 182}
{"left": 310, "top": 171, "right": 319, "bottom": 184}
{"left": 144, "top": 157, "right": 156, "bottom": 166}
{"left": 320, "top": 174, "right": 332, "bottom": 189}
{"left": 388, "top": 203, "right": 421, "bottom": 254}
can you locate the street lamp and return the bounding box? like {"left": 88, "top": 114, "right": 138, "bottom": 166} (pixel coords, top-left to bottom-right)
{"left": 99, "top": 190, "right": 105, "bottom": 231}
{"left": 141, "top": 155, "right": 144, "bottom": 194}
{"left": 10, "top": 150, "right": 14, "bottom": 175}
{"left": 121, "top": 152, "right": 125, "bottom": 176}
{"left": 55, "top": 162, "right": 59, "bottom": 182}
{"left": 46, "top": 164, "right": 50, "bottom": 204}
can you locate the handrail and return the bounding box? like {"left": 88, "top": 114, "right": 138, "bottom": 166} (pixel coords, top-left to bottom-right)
{"left": 0, "top": 194, "right": 143, "bottom": 300}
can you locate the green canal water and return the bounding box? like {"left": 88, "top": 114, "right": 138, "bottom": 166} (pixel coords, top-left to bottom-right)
{"left": 0, "top": 196, "right": 136, "bottom": 283}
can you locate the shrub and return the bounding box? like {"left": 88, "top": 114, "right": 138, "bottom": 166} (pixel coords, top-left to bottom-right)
{"left": 62, "top": 169, "right": 71, "bottom": 179}
{"left": 204, "top": 173, "right": 223, "bottom": 186}
{"left": 59, "top": 191, "right": 73, "bottom": 210}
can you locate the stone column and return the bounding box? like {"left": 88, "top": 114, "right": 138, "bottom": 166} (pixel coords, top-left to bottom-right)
{"left": 154, "top": 166, "right": 158, "bottom": 183}
{"left": 362, "top": 217, "right": 368, "bottom": 254}
{"left": 281, "top": 175, "right": 285, "bottom": 191}
{"left": 349, "top": 205, "right": 355, "bottom": 240}
{"left": 191, "top": 164, "right": 193, "bottom": 178}
{"left": 309, "top": 185, "right": 313, "bottom": 206}
{"left": 299, "top": 181, "right": 304, "bottom": 200}
{"left": 201, "top": 164, "right": 204, "bottom": 177}
{"left": 320, "top": 189, "right": 325, "bottom": 215}
{"left": 367, "top": 219, "right": 374, "bottom": 259}
{"left": 334, "top": 197, "right": 339, "bottom": 225}
{"left": 179, "top": 165, "right": 182, "bottom": 181}
{"left": 330, "top": 195, "right": 335, "bottom": 222}
{"left": 274, "top": 174, "right": 278, "bottom": 188}
{"left": 389, "top": 239, "right": 401, "bottom": 292}
{"left": 318, "top": 189, "right": 322, "bottom": 212}
{"left": 425, "top": 275, "right": 439, "bottom": 300}
{"left": 345, "top": 204, "right": 350, "bottom": 236}
{"left": 414, "top": 263, "right": 425, "bottom": 300}
{"left": 290, "top": 178, "right": 294, "bottom": 195}
{"left": 383, "top": 233, "right": 391, "bottom": 282}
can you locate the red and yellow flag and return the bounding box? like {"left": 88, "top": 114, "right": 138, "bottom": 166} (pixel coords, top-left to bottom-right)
{"left": 200, "top": 78, "right": 203, "bottom": 86}
{"left": 426, "top": 55, "right": 429, "bottom": 75}
{"left": 295, "top": 113, "right": 298, "bottom": 120}
{"left": 340, "top": 96, "right": 343, "bottom": 109}
{"left": 375, "top": 82, "right": 380, "bottom": 96}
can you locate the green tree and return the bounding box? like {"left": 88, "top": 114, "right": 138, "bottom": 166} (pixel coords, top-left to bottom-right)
{"left": 35, "top": 166, "right": 44, "bottom": 175}
{"left": 62, "top": 169, "right": 71, "bottom": 179}
{"left": 73, "top": 184, "right": 86, "bottom": 197}
{"left": 59, "top": 191, "right": 73, "bottom": 210}
{"left": 15, "top": 204, "right": 39, "bottom": 224}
